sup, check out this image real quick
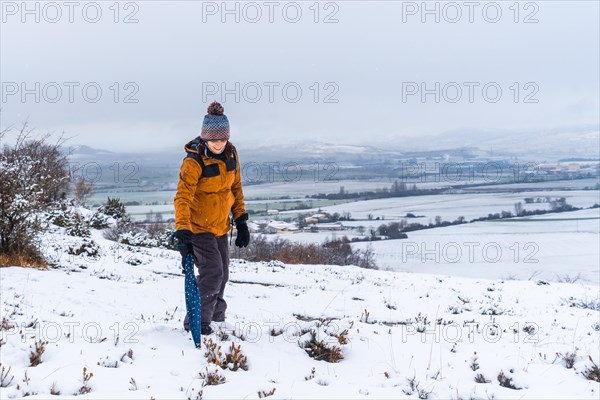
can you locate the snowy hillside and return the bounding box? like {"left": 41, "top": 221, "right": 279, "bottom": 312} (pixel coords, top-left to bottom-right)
{"left": 1, "top": 228, "right": 599, "bottom": 399}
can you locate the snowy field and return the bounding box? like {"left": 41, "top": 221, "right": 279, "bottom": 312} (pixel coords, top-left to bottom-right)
{"left": 352, "top": 208, "right": 600, "bottom": 284}
{"left": 109, "top": 185, "right": 599, "bottom": 223}
{"left": 88, "top": 178, "right": 599, "bottom": 210}
{"left": 241, "top": 179, "right": 485, "bottom": 198}
{"left": 465, "top": 178, "right": 599, "bottom": 191}
{"left": 257, "top": 209, "right": 600, "bottom": 285}
{"left": 122, "top": 188, "right": 600, "bottom": 223}
{"left": 89, "top": 179, "right": 398, "bottom": 208}
{"left": 123, "top": 200, "right": 350, "bottom": 222}
{"left": 88, "top": 191, "right": 177, "bottom": 207}
{"left": 1, "top": 223, "right": 599, "bottom": 399}
{"left": 261, "top": 190, "right": 600, "bottom": 249}
{"left": 288, "top": 190, "right": 600, "bottom": 222}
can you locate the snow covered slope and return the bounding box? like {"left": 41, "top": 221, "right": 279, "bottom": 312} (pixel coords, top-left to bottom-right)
{"left": 1, "top": 229, "right": 599, "bottom": 399}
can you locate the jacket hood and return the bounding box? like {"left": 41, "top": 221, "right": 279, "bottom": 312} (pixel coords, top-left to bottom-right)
{"left": 184, "top": 136, "right": 204, "bottom": 154}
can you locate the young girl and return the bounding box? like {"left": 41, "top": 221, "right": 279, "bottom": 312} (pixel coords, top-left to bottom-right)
{"left": 173, "top": 101, "right": 250, "bottom": 335}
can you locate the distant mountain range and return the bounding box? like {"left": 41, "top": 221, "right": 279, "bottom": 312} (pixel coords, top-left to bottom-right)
{"left": 406, "top": 125, "right": 599, "bottom": 159}
{"left": 68, "top": 125, "right": 599, "bottom": 165}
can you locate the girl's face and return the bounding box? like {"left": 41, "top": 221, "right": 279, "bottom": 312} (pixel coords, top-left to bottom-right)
{"left": 206, "top": 139, "right": 227, "bottom": 154}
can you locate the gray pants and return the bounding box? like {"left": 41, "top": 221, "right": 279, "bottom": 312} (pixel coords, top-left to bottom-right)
{"left": 184, "top": 233, "right": 229, "bottom": 329}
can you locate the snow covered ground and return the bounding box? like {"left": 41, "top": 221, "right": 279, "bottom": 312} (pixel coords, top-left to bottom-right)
{"left": 352, "top": 208, "right": 600, "bottom": 284}
{"left": 1, "top": 223, "right": 599, "bottom": 399}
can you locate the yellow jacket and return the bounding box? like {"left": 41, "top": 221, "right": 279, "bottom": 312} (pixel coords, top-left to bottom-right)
{"left": 174, "top": 138, "right": 246, "bottom": 237}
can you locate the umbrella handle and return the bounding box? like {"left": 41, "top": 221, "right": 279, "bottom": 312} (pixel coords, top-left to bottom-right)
{"left": 170, "top": 232, "right": 191, "bottom": 252}
{"left": 169, "top": 232, "right": 177, "bottom": 248}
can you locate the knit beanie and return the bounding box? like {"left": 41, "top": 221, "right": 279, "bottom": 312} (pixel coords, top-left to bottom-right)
{"left": 200, "top": 101, "right": 230, "bottom": 141}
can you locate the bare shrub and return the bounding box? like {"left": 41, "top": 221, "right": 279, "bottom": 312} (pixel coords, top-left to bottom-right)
{"left": 66, "top": 240, "right": 100, "bottom": 258}
{"left": 0, "top": 363, "right": 14, "bottom": 387}
{"left": 305, "top": 367, "right": 316, "bottom": 381}
{"left": 231, "top": 235, "right": 376, "bottom": 269}
{"left": 73, "top": 176, "right": 93, "bottom": 206}
{"left": 564, "top": 296, "right": 600, "bottom": 311}
{"left": 50, "top": 381, "right": 60, "bottom": 395}
{"left": 497, "top": 370, "right": 520, "bottom": 390}
{"left": 128, "top": 377, "right": 137, "bottom": 391}
{"left": 522, "top": 324, "right": 537, "bottom": 335}
{"left": 77, "top": 367, "right": 93, "bottom": 395}
{"left": 29, "top": 340, "right": 48, "bottom": 366}
{"left": 556, "top": 273, "right": 582, "bottom": 284}
{"left": 258, "top": 388, "right": 276, "bottom": 398}
{"left": 403, "top": 375, "right": 433, "bottom": 399}
{"left": 470, "top": 352, "right": 480, "bottom": 371}
{"left": 557, "top": 351, "right": 576, "bottom": 369}
{"left": 199, "top": 368, "right": 226, "bottom": 386}
{"left": 1, "top": 122, "right": 70, "bottom": 266}
{"left": 301, "top": 331, "right": 343, "bottom": 363}
{"left": 224, "top": 342, "right": 249, "bottom": 371}
{"left": 202, "top": 338, "right": 249, "bottom": 371}
{"left": 103, "top": 220, "right": 137, "bottom": 242}
{"left": 582, "top": 356, "right": 600, "bottom": 382}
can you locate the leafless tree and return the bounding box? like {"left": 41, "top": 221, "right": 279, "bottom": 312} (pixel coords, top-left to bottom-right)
{"left": 74, "top": 176, "right": 94, "bottom": 206}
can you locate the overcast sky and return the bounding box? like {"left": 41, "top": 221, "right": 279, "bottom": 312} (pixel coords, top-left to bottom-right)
{"left": 1, "top": 0, "right": 598, "bottom": 152}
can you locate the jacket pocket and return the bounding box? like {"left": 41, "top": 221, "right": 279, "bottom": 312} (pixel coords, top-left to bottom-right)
{"left": 199, "top": 175, "right": 221, "bottom": 194}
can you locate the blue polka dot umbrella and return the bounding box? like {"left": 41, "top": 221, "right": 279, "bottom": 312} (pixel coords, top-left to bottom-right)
{"left": 171, "top": 233, "right": 201, "bottom": 348}
{"left": 182, "top": 249, "right": 201, "bottom": 348}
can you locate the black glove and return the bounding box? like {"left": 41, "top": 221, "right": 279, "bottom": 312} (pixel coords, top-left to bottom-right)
{"left": 234, "top": 214, "right": 250, "bottom": 248}
{"left": 174, "top": 229, "right": 193, "bottom": 244}
{"left": 173, "top": 229, "right": 194, "bottom": 265}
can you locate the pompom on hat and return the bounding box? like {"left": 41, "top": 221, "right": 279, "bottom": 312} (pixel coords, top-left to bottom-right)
{"left": 200, "top": 101, "right": 230, "bottom": 141}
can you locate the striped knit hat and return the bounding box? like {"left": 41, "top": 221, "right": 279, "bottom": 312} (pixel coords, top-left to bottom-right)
{"left": 200, "top": 101, "right": 230, "bottom": 141}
